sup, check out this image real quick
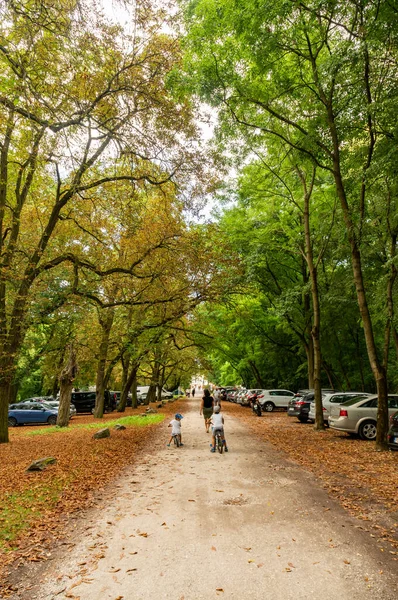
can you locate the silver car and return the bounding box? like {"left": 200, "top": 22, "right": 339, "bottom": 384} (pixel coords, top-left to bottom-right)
{"left": 328, "top": 394, "right": 398, "bottom": 440}
{"left": 308, "top": 392, "right": 372, "bottom": 425}
{"left": 45, "top": 400, "right": 77, "bottom": 418}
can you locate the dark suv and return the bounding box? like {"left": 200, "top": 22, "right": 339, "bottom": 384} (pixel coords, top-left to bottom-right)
{"left": 71, "top": 391, "right": 96, "bottom": 414}
{"left": 71, "top": 391, "right": 116, "bottom": 414}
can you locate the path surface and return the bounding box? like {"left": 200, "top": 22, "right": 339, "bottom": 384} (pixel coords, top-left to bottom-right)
{"left": 21, "top": 400, "right": 398, "bottom": 599}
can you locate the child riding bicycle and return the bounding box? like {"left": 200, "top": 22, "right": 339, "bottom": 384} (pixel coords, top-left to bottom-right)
{"left": 209, "top": 405, "right": 228, "bottom": 452}
{"left": 167, "top": 413, "right": 183, "bottom": 447}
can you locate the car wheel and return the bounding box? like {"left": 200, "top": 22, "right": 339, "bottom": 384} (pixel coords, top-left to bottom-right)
{"left": 47, "top": 415, "right": 57, "bottom": 426}
{"left": 358, "top": 420, "right": 377, "bottom": 440}
{"left": 298, "top": 416, "right": 308, "bottom": 423}
{"left": 8, "top": 417, "right": 17, "bottom": 427}
{"left": 263, "top": 401, "right": 274, "bottom": 412}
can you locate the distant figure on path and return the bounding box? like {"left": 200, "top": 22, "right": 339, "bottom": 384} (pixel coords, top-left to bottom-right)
{"left": 213, "top": 387, "right": 221, "bottom": 407}
{"left": 192, "top": 387, "right": 196, "bottom": 398}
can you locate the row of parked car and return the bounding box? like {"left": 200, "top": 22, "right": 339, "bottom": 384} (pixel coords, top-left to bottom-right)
{"left": 287, "top": 389, "right": 398, "bottom": 446}
{"left": 225, "top": 388, "right": 296, "bottom": 411}
{"left": 8, "top": 386, "right": 175, "bottom": 427}
{"left": 223, "top": 386, "right": 398, "bottom": 449}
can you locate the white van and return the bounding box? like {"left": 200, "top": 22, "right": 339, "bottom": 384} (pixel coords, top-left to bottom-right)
{"left": 136, "top": 386, "right": 172, "bottom": 402}
{"left": 136, "top": 386, "right": 150, "bottom": 401}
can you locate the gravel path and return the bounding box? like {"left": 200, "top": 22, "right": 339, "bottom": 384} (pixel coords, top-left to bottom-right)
{"left": 17, "top": 399, "right": 398, "bottom": 600}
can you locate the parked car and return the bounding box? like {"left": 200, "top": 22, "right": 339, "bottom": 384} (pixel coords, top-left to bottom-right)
{"left": 22, "top": 395, "right": 55, "bottom": 403}
{"left": 110, "top": 391, "right": 121, "bottom": 407}
{"left": 228, "top": 390, "right": 238, "bottom": 402}
{"left": 71, "top": 391, "right": 96, "bottom": 413}
{"left": 387, "top": 411, "right": 398, "bottom": 450}
{"left": 329, "top": 394, "right": 398, "bottom": 440}
{"left": 241, "top": 389, "right": 260, "bottom": 406}
{"left": 288, "top": 389, "right": 338, "bottom": 422}
{"left": 308, "top": 392, "right": 372, "bottom": 425}
{"left": 44, "top": 400, "right": 77, "bottom": 418}
{"left": 257, "top": 389, "right": 296, "bottom": 412}
{"left": 136, "top": 386, "right": 173, "bottom": 403}
{"left": 236, "top": 390, "right": 248, "bottom": 405}
{"left": 288, "top": 391, "right": 315, "bottom": 422}
{"left": 8, "top": 401, "right": 60, "bottom": 427}
{"left": 246, "top": 389, "right": 262, "bottom": 407}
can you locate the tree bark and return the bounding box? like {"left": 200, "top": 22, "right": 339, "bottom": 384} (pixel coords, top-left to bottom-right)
{"left": 299, "top": 167, "right": 324, "bottom": 431}
{"left": 118, "top": 362, "right": 139, "bottom": 412}
{"left": 57, "top": 345, "right": 78, "bottom": 427}
{"left": 94, "top": 308, "right": 115, "bottom": 418}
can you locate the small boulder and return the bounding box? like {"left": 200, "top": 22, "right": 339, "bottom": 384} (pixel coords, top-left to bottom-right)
{"left": 114, "top": 424, "right": 126, "bottom": 431}
{"left": 26, "top": 457, "right": 57, "bottom": 472}
{"left": 93, "top": 428, "right": 110, "bottom": 439}
{"left": 146, "top": 408, "right": 158, "bottom": 414}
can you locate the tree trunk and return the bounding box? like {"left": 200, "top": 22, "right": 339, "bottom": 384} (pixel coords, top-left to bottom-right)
{"left": 0, "top": 378, "right": 11, "bottom": 443}
{"left": 118, "top": 362, "right": 139, "bottom": 412}
{"left": 131, "top": 377, "right": 138, "bottom": 409}
{"left": 299, "top": 167, "right": 324, "bottom": 431}
{"left": 57, "top": 345, "right": 78, "bottom": 428}
{"left": 145, "top": 384, "right": 157, "bottom": 404}
{"left": 9, "top": 380, "right": 18, "bottom": 405}
{"left": 94, "top": 308, "right": 115, "bottom": 419}
{"left": 335, "top": 175, "right": 389, "bottom": 448}
{"left": 325, "top": 101, "right": 389, "bottom": 448}
{"left": 249, "top": 360, "right": 264, "bottom": 388}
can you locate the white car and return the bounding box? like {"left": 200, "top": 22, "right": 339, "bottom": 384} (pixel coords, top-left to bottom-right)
{"left": 257, "top": 389, "right": 296, "bottom": 412}
{"left": 308, "top": 392, "right": 372, "bottom": 424}
{"left": 136, "top": 386, "right": 173, "bottom": 402}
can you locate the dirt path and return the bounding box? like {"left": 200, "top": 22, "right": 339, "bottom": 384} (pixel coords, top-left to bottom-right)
{"left": 16, "top": 400, "right": 398, "bottom": 599}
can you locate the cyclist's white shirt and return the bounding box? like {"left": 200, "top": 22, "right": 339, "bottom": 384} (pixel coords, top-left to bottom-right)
{"left": 170, "top": 419, "right": 181, "bottom": 435}
{"left": 211, "top": 413, "right": 223, "bottom": 429}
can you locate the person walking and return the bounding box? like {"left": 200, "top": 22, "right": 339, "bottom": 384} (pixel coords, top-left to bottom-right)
{"left": 200, "top": 389, "right": 214, "bottom": 433}
{"left": 192, "top": 387, "right": 196, "bottom": 398}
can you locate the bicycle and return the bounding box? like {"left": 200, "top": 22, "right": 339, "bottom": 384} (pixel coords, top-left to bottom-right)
{"left": 172, "top": 433, "right": 181, "bottom": 447}
{"left": 214, "top": 429, "right": 224, "bottom": 454}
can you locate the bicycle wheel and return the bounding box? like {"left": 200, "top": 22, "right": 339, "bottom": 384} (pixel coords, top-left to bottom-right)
{"left": 174, "top": 435, "right": 180, "bottom": 447}
{"left": 216, "top": 432, "right": 223, "bottom": 454}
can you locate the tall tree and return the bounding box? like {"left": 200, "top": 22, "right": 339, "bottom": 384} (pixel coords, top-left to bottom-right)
{"left": 181, "top": 0, "right": 398, "bottom": 448}
{"left": 0, "top": 0, "right": 203, "bottom": 442}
